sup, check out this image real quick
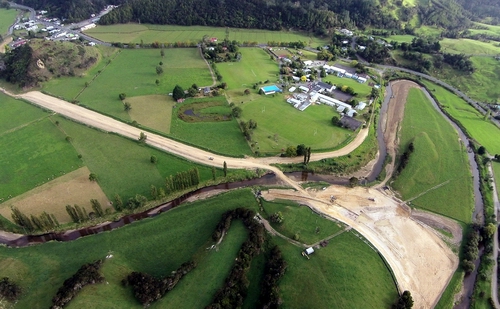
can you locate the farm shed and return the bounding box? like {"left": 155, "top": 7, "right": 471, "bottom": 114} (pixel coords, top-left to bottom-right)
{"left": 305, "top": 247, "right": 315, "bottom": 255}
{"left": 339, "top": 116, "right": 362, "bottom": 131}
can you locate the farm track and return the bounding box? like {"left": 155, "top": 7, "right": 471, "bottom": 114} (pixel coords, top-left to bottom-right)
{"left": 0, "top": 83, "right": 460, "bottom": 308}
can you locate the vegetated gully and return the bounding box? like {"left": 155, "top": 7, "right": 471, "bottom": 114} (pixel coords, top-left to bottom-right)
{"left": 0, "top": 81, "right": 483, "bottom": 305}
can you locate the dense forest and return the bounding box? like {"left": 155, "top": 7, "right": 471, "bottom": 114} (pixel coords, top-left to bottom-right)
{"left": 98, "top": 0, "right": 399, "bottom": 31}
{"left": 11, "top": 0, "right": 500, "bottom": 29}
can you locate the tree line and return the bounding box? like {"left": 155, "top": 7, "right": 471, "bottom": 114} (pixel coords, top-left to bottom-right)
{"left": 123, "top": 261, "right": 196, "bottom": 306}
{"left": 207, "top": 207, "right": 286, "bottom": 308}
{"left": 11, "top": 206, "right": 59, "bottom": 233}
{"left": 51, "top": 260, "right": 105, "bottom": 308}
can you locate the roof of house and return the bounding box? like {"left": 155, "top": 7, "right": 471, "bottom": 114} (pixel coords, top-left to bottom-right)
{"left": 339, "top": 116, "right": 362, "bottom": 131}
{"left": 316, "top": 81, "right": 333, "bottom": 90}
{"left": 305, "top": 247, "right": 315, "bottom": 255}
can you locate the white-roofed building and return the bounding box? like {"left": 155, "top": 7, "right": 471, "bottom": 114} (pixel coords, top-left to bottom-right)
{"left": 357, "top": 76, "right": 367, "bottom": 83}
{"left": 347, "top": 109, "right": 356, "bottom": 117}
{"left": 305, "top": 247, "right": 315, "bottom": 255}
{"left": 303, "top": 60, "right": 313, "bottom": 66}
{"left": 288, "top": 86, "right": 296, "bottom": 92}
{"left": 299, "top": 86, "right": 309, "bottom": 93}
{"left": 337, "top": 106, "right": 346, "bottom": 113}
{"left": 356, "top": 102, "right": 367, "bottom": 110}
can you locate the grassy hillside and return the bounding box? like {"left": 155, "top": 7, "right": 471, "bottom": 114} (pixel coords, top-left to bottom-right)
{"left": 0, "top": 8, "right": 17, "bottom": 36}
{"left": 392, "top": 88, "right": 473, "bottom": 223}
{"left": 0, "top": 189, "right": 397, "bottom": 309}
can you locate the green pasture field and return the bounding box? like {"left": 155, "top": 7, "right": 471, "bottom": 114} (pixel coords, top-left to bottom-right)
{"left": 493, "top": 162, "right": 500, "bottom": 199}
{"left": 0, "top": 94, "right": 52, "bottom": 132}
{"left": 440, "top": 38, "right": 500, "bottom": 55}
{"left": 0, "top": 117, "right": 82, "bottom": 201}
{"left": 297, "top": 49, "right": 319, "bottom": 60}
{"left": 169, "top": 97, "right": 252, "bottom": 156}
{"left": 392, "top": 88, "right": 473, "bottom": 223}
{"left": 53, "top": 115, "right": 228, "bottom": 201}
{"left": 126, "top": 95, "right": 174, "bottom": 134}
{"left": 435, "top": 270, "right": 464, "bottom": 309}
{"left": 469, "top": 22, "right": 500, "bottom": 36}
{"left": 414, "top": 25, "right": 442, "bottom": 38}
{"left": 85, "top": 24, "right": 328, "bottom": 46}
{"left": 218, "top": 48, "right": 279, "bottom": 90}
{"left": 261, "top": 199, "right": 343, "bottom": 244}
{"left": 323, "top": 74, "right": 373, "bottom": 99}
{"left": 431, "top": 56, "right": 500, "bottom": 103}
{"left": 421, "top": 80, "right": 500, "bottom": 155}
{"left": 75, "top": 48, "right": 212, "bottom": 119}
{"left": 238, "top": 95, "right": 352, "bottom": 154}
{"left": 0, "top": 189, "right": 397, "bottom": 308}
{"left": 42, "top": 45, "right": 118, "bottom": 101}
{"left": 386, "top": 35, "right": 416, "bottom": 43}
{"left": 275, "top": 232, "right": 397, "bottom": 308}
{"left": 0, "top": 8, "right": 17, "bottom": 36}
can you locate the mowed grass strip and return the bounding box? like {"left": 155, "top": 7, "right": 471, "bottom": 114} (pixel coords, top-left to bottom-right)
{"left": 0, "top": 94, "right": 52, "bottom": 133}
{"left": 54, "top": 115, "right": 217, "bottom": 201}
{"left": 0, "top": 8, "right": 17, "bottom": 35}
{"left": 421, "top": 80, "right": 500, "bottom": 154}
{"left": 0, "top": 167, "right": 109, "bottom": 224}
{"left": 0, "top": 190, "right": 258, "bottom": 309}
{"left": 238, "top": 95, "right": 352, "bottom": 154}
{"left": 0, "top": 118, "right": 82, "bottom": 201}
{"left": 76, "top": 48, "right": 212, "bottom": 120}
{"left": 392, "top": 88, "right": 473, "bottom": 222}
{"left": 262, "top": 199, "right": 343, "bottom": 244}
{"left": 126, "top": 95, "right": 174, "bottom": 133}
{"left": 169, "top": 97, "right": 253, "bottom": 156}
{"left": 85, "top": 24, "right": 328, "bottom": 45}
{"left": 275, "top": 232, "right": 398, "bottom": 309}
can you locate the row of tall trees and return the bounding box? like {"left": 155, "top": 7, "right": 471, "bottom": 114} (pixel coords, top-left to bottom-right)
{"left": 165, "top": 167, "right": 200, "bottom": 194}
{"left": 11, "top": 207, "right": 59, "bottom": 232}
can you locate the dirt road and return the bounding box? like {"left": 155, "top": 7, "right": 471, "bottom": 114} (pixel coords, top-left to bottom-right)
{"left": 263, "top": 187, "right": 458, "bottom": 309}
{"left": 7, "top": 87, "right": 458, "bottom": 308}
{"left": 377, "top": 80, "right": 419, "bottom": 186}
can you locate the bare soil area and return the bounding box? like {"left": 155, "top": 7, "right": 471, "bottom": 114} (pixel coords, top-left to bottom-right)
{"left": 378, "top": 80, "right": 420, "bottom": 186}
{"left": 0, "top": 167, "right": 110, "bottom": 223}
{"left": 262, "top": 187, "right": 458, "bottom": 309}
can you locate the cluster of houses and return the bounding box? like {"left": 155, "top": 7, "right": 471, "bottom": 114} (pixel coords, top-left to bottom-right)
{"left": 285, "top": 81, "right": 366, "bottom": 130}
{"left": 13, "top": 20, "right": 39, "bottom": 32}
{"left": 302, "top": 61, "right": 368, "bottom": 84}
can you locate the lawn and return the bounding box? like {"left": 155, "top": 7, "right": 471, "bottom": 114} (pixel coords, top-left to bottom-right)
{"left": 386, "top": 34, "right": 416, "bottom": 43}
{"left": 75, "top": 48, "right": 212, "bottom": 120}
{"left": 0, "top": 188, "right": 397, "bottom": 308}
{"left": 392, "top": 88, "right": 474, "bottom": 223}
{"left": 169, "top": 97, "right": 253, "bottom": 157}
{"left": 238, "top": 95, "right": 353, "bottom": 154}
{"left": 421, "top": 80, "right": 500, "bottom": 155}
{"left": 440, "top": 38, "right": 500, "bottom": 55}
{"left": 414, "top": 25, "right": 442, "bottom": 38}
{"left": 218, "top": 48, "right": 279, "bottom": 90}
{"left": 493, "top": 162, "right": 500, "bottom": 200}
{"left": 275, "top": 232, "right": 398, "bottom": 309}
{"left": 85, "top": 24, "right": 329, "bottom": 46}
{"left": 126, "top": 95, "right": 175, "bottom": 134}
{"left": 0, "top": 8, "right": 17, "bottom": 36}
{"left": 323, "top": 74, "right": 373, "bottom": 99}
{"left": 261, "top": 199, "right": 344, "bottom": 244}
{"left": 431, "top": 56, "right": 500, "bottom": 103}
{"left": 54, "top": 115, "right": 226, "bottom": 201}
{"left": 0, "top": 117, "right": 82, "bottom": 202}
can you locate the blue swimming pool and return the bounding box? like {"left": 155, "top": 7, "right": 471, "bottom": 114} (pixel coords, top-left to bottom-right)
{"left": 262, "top": 85, "right": 281, "bottom": 92}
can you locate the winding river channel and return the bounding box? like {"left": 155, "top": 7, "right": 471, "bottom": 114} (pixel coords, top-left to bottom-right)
{"left": 0, "top": 80, "right": 486, "bottom": 308}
